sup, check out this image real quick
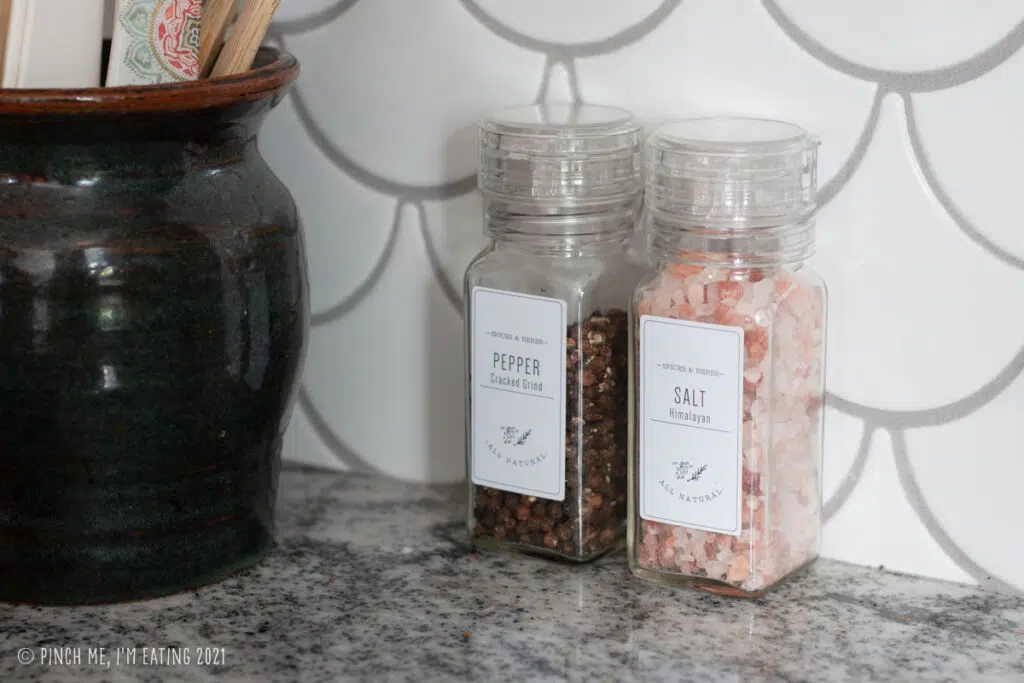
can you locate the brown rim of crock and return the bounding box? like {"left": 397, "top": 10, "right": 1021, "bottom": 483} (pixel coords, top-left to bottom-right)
{"left": 0, "top": 46, "right": 299, "bottom": 116}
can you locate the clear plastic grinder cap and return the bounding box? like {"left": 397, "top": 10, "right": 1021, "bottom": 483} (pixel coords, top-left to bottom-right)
{"left": 478, "top": 103, "right": 644, "bottom": 210}
{"left": 646, "top": 116, "right": 819, "bottom": 228}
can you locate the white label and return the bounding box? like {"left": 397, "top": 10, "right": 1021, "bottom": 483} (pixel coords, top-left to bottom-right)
{"left": 470, "top": 287, "right": 567, "bottom": 501}
{"left": 638, "top": 315, "right": 744, "bottom": 536}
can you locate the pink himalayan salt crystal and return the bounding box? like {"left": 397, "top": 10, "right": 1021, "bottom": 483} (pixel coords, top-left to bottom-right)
{"left": 636, "top": 265, "right": 825, "bottom": 596}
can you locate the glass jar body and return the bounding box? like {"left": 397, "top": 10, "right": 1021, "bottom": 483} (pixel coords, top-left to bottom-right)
{"left": 465, "top": 228, "right": 642, "bottom": 562}
{"left": 628, "top": 254, "right": 826, "bottom": 596}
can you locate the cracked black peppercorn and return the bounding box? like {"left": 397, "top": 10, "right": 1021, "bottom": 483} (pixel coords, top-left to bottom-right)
{"left": 470, "top": 310, "right": 629, "bottom": 561}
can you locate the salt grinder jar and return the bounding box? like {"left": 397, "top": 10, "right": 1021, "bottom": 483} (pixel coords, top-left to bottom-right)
{"left": 629, "top": 117, "right": 827, "bottom": 596}
{"left": 465, "top": 104, "right": 644, "bottom": 562}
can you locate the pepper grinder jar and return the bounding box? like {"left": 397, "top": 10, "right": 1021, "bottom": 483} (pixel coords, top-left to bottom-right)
{"left": 465, "top": 103, "right": 644, "bottom": 562}
{"left": 628, "top": 117, "right": 827, "bottom": 596}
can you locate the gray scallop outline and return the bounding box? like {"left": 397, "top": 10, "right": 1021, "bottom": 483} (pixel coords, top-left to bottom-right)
{"left": 818, "top": 86, "right": 884, "bottom": 208}
{"left": 761, "top": 1, "right": 1024, "bottom": 272}
{"left": 272, "top": 0, "right": 688, "bottom": 326}
{"left": 273, "top": 0, "right": 362, "bottom": 35}
{"left": 276, "top": 30, "right": 477, "bottom": 202}
{"left": 827, "top": 337, "right": 1024, "bottom": 429}
{"left": 268, "top": 11, "right": 480, "bottom": 470}
{"left": 760, "top": 0, "right": 1024, "bottom": 92}
{"left": 822, "top": 91, "right": 1024, "bottom": 432}
{"left": 890, "top": 429, "right": 1018, "bottom": 593}
{"left": 416, "top": 201, "right": 465, "bottom": 311}
{"left": 823, "top": 423, "right": 875, "bottom": 522}
{"left": 271, "top": 1, "right": 1024, "bottom": 591}
{"left": 760, "top": 1, "right": 1024, "bottom": 591}
{"left": 458, "top": 0, "right": 684, "bottom": 59}
{"left": 902, "top": 93, "right": 1024, "bottom": 271}
{"left": 535, "top": 57, "right": 584, "bottom": 105}
{"left": 296, "top": 197, "right": 466, "bottom": 472}
{"left": 272, "top": 2, "right": 682, "bottom": 469}
{"left": 309, "top": 198, "right": 405, "bottom": 326}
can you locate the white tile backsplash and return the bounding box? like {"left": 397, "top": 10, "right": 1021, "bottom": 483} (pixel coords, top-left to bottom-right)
{"left": 266, "top": 0, "right": 1024, "bottom": 592}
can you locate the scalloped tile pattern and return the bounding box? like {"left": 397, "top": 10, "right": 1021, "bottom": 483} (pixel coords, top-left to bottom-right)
{"left": 770, "top": 0, "right": 1024, "bottom": 72}
{"left": 267, "top": 0, "right": 1024, "bottom": 591}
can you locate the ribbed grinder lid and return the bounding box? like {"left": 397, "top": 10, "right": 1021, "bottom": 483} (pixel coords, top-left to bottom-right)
{"left": 478, "top": 103, "right": 644, "bottom": 212}
{"left": 646, "top": 116, "right": 819, "bottom": 228}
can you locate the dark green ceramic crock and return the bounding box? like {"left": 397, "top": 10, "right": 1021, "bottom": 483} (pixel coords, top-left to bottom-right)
{"left": 0, "top": 47, "right": 308, "bottom": 604}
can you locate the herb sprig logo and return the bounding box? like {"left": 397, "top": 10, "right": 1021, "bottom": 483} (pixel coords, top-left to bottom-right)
{"left": 673, "top": 460, "right": 708, "bottom": 482}
{"left": 500, "top": 426, "right": 532, "bottom": 447}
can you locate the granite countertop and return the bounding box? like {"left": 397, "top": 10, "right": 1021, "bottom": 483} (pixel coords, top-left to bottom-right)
{"left": 2, "top": 468, "right": 1023, "bottom": 683}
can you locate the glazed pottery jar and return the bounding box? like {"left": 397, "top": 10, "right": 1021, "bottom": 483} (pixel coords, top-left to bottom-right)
{"left": 0, "top": 48, "right": 308, "bottom": 604}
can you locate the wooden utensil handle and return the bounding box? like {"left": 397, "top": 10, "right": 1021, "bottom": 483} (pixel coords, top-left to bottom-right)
{"left": 200, "top": 0, "right": 238, "bottom": 78}
{"left": 0, "top": 0, "right": 12, "bottom": 79}
{"left": 210, "top": 0, "right": 279, "bottom": 78}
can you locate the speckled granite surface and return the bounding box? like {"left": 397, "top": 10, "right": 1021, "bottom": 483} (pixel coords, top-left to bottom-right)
{"left": 2, "top": 467, "right": 1023, "bottom": 683}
